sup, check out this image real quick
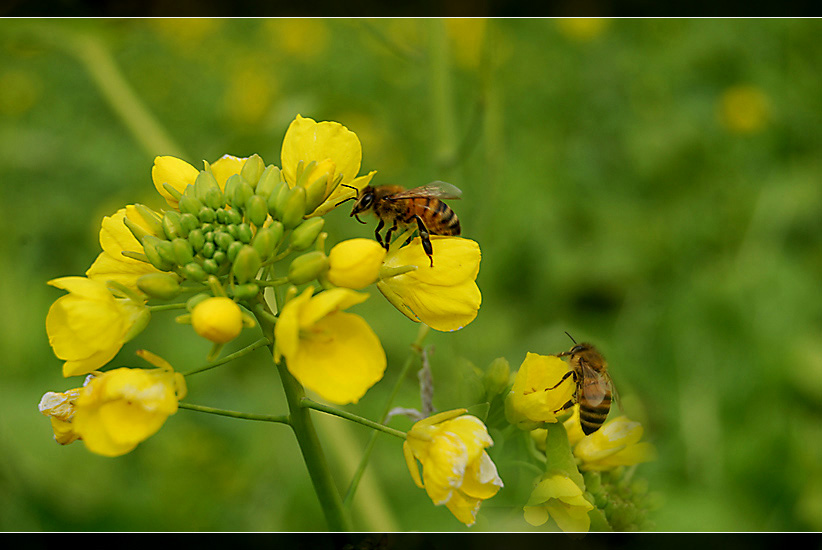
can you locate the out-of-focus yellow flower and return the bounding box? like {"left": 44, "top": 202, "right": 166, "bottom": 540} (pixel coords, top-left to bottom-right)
{"left": 376, "top": 236, "right": 481, "bottom": 332}
{"left": 70, "top": 351, "right": 187, "bottom": 457}
{"left": 505, "top": 353, "right": 575, "bottom": 430}
{"left": 274, "top": 287, "right": 386, "bottom": 404}
{"left": 523, "top": 472, "right": 594, "bottom": 532}
{"left": 191, "top": 296, "right": 245, "bottom": 343}
{"left": 445, "top": 19, "right": 487, "bottom": 69}
{"left": 280, "top": 114, "right": 376, "bottom": 217}
{"left": 556, "top": 18, "right": 609, "bottom": 42}
{"left": 403, "top": 409, "right": 503, "bottom": 527}
{"left": 46, "top": 277, "right": 150, "bottom": 377}
{"left": 152, "top": 154, "right": 249, "bottom": 208}
{"left": 38, "top": 387, "right": 82, "bottom": 445}
{"left": 86, "top": 206, "right": 164, "bottom": 292}
{"left": 718, "top": 84, "right": 770, "bottom": 134}
{"left": 572, "top": 416, "right": 657, "bottom": 471}
{"left": 326, "top": 238, "right": 387, "bottom": 289}
{"left": 265, "top": 19, "right": 329, "bottom": 59}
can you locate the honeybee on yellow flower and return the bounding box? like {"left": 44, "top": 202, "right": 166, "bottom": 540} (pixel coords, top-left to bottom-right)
{"left": 341, "top": 181, "right": 462, "bottom": 267}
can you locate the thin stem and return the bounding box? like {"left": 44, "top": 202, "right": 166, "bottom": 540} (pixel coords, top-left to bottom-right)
{"left": 178, "top": 402, "right": 289, "bottom": 424}
{"left": 181, "top": 337, "right": 271, "bottom": 376}
{"left": 301, "top": 399, "right": 407, "bottom": 440}
{"left": 148, "top": 303, "right": 188, "bottom": 312}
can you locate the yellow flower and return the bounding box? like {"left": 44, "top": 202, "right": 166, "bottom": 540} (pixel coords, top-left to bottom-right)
{"left": 280, "top": 114, "right": 376, "bottom": 217}
{"left": 523, "top": 472, "right": 594, "bottom": 532}
{"left": 71, "top": 351, "right": 187, "bottom": 457}
{"left": 572, "top": 415, "right": 657, "bottom": 471}
{"left": 376, "top": 236, "right": 481, "bottom": 332}
{"left": 505, "top": 353, "right": 576, "bottom": 430}
{"left": 274, "top": 287, "right": 386, "bottom": 404}
{"left": 38, "top": 387, "right": 82, "bottom": 445}
{"left": 85, "top": 206, "right": 164, "bottom": 292}
{"left": 718, "top": 84, "right": 770, "bottom": 134}
{"left": 403, "top": 409, "right": 503, "bottom": 527}
{"left": 556, "top": 18, "right": 609, "bottom": 42}
{"left": 152, "top": 154, "right": 248, "bottom": 208}
{"left": 46, "top": 277, "right": 150, "bottom": 377}
{"left": 326, "top": 238, "right": 387, "bottom": 289}
{"left": 191, "top": 296, "right": 244, "bottom": 343}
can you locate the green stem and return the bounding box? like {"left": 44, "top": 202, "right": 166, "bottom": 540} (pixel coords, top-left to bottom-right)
{"left": 181, "top": 337, "right": 271, "bottom": 376}
{"left": 342, "top": 324, "right": 431, "bottom": 507}
{"left": 301, "top": 399, "right": 407, "bottom": 440}
{"left": 178, "top": 402, "right": 289, "bottom": 424}
{"left": 148, "top": 303, "right": 188, "bottom": 312}
{"left": 254, "top": 306, "right": 351, "bottom": 531}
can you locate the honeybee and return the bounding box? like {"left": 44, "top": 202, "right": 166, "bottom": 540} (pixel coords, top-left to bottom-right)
{"left": 340, "top": 181, "right": 462, "bottom": 267}
{"left": 550, "top": 333, "right": 618, "bottom": 435}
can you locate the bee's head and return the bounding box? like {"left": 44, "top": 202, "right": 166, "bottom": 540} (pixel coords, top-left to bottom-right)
{"left": 350, "top": 186, "right": 376, "bottom": 224}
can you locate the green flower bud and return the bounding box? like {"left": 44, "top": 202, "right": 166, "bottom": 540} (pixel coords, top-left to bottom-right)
{"left": 198, "top": 206, "right": 216, "bottom": 224}
{"left": 162, "top": 210, "right": 187, "bottom": 240}
{"left": 280, "top": 186, "right": 307, "bottom": 229}
{"left": 227, "top": 240, "right": 244, "bottom": 263}
{"left": 251, "top": 225, "right": 281, "bottom": 261}
{"left": 304, "top": 172, "right": 330, "bottom": 213}
{"left": 255, "top": 165, "right": 282, "bottom": 200}
{"left": 227, "top": 174, "right": 254, "bottom": 211}
{"left": 232, "top": 283, "right": 260, "bottom": 301}
{"left": 186, "top": 292, "right": 211, "bottom": 312}
{"left": 287, "top": 250, "right": 329, "bottom": 285}
{"left": 194, "top": 170, "right": 221, "bottom": 204}
{"left": 134, "top": 204, "right": 165, "bottom": 238}
{"left": 202, "top": 241, "right": 216, "bottom": 259}
{"left": 245, "top": 194, "right": 269, "bottom": 227}
{"left": 289, "top": 217, "right": 325, "bottom": 251}
{"left": 233, "top": 245, "right": 262, "bottom": 284}
{"left": 267, "top": 180, "right": 290, "bottom": 219}
{"left": 204, "top": 186, "right": 226, "bottom": 210}
{"left": 172, "top": 237, "right": 195, "bottom": 266}
{"left": 178, "top": 194, "right": 205, "bottom": 216}
{"left": 226, "top": 207, "right": 243, "bottom": 226}
{"left": 240, "top": 154, "right": 265, "bottom": 188}
{"left": 141, "top": 235, "right": 175, "bottom": 271}
{"left": 215, "top": 207, "right": 228, "bottom": 224}
{"left": 484, "top": 357, "right": 511, "bottom": 399}
{"left": 226, "top": 224, "right": 238, "bottom": 239}
{"left": 236, "top": 223, "right": 253, "bottom": 244}
{"left": 213, "top": 230, "right": 234, "bottom": 251}
{"left": 202, "top": 258, "right": 219, "bottom": 274}
{"left": 137, "top": 273, "right": 182, "bottom": 300}
{"left": 123, "top": 216, "right": 152, "bottom": 243}
{"left": 162, "top": 182, "right": 183, "bottom": 202}
{"left": 156, "top": 239, "right": 177, "bottom": 266}
{"left": 183, "top": 262, "right": 208, "bottom": 282}
{"left": 213, "top": 250, "right": 227, "bottom": 265}
{"left": 180, "top": 213, "right": 199, "bottom": 233}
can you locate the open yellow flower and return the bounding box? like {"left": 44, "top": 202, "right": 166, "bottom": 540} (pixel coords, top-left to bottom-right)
{"left": 326, "top": 238, "right": 387, "bottom": 289}
{"left": 274, "top": 287, "right": 386, "bottom": 404}
{"left": 38, "top": 387, "right": 83, "bottom": 445}
{"left": 152, "top": 154, "right": 249, "bottom": 208}
{"left": 403, "top": 409, "right": 503, "bottom": 527}
{"left": 280, "top": 114, "right": 376, "bottom": 216}
{"left": 523, "top": 472, "right": 594, "bottom": 532}
{"left": 376, "top": 236, "right": 481, "bottom": 332}
{"left": 71, "top": 351, "right": 187, "bottom": 457}
{"left": 571, "top": 415, "right": 657, "bottom": 471}
{"left": 505, "top": 353, "right": 575, "bottom": 430}
{"left": 86, "top": 206, "right": 164, "bottom": 292}
{"left": 46, "top": 277, "right": 150, "bottom": 377}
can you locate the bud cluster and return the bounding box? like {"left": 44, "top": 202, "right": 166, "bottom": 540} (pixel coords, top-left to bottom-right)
{"left": 132, "top": 154, "right": 344, "bottom": 302}
{"left": 584, "top": 468, "right": 657, "bottom": 531}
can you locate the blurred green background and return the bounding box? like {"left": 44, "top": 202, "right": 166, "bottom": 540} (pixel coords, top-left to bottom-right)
{"left": 2, "top": 18, "right": 821, "bottom": 532}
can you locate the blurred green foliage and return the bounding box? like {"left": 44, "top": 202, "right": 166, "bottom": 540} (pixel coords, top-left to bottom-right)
{"left": 1, "top": 18, "right": 821, "bottom": 532}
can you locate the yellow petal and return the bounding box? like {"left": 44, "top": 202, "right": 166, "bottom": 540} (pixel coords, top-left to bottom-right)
{"left": 281, "top": 114, "right": 362, "bottom": 186}
{"left": 210, "top": 154, "right": 248, "bottom": 187}
{"left": 151, "top": 156, "right": 199, "bottom": 207}
{"left": 327, "top": 239, "right": 386, "bottom": 289}
{"left": 523, "top": 504, "right": 550, "bottom": 526}
{"left": 299, "top": 287, "right": 369, "bottom": 328}
{"left": 403, "top": 441, "right": 425, "bottom": 489}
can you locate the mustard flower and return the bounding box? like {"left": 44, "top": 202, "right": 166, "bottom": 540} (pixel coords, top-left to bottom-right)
{"left": 326, "top": 238, "right": 387, "bottom": 290}
{"left": 273, "top": 287, "right": 386, "bottom": 405}
{"left": 70, "top": 351, "right": 187, "bottom": 457}
{"left": 152, "top": 154, "right": 248, "bottom": 208}
{"left": 403, "top": 409, "right": 503, "bottom": 527}
{"left": 38, "top": 387, "right": 82, "bottom": 445}
{"left": 523, "top": 472, "right": 594, "bottom": 532}
{"left": 46, "top": 277, "right": 150, "bottom": 377}
{"left": 718, "top": 85, "right": 770, "bottom": 134}
{"left": 280, "top": 114, "right": 376, "bottom": 216}
{"left": 85, "top": 206, "right": 164, "bottom": 292}
{"left": 376, "top": 236, "right": 481, "bottom": 332}
{"left": 505, "top": 353, "right": 576, "bottom": 430}
{"left": 572, "top": 415, "right": 657, "bottom": 472}
{"left": 191, "top": 296, "right": 244, "bottom": 343}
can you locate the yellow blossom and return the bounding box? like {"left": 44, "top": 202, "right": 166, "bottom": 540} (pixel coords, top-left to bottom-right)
{"left": 376, "top": 236, "right": 481, "bottom": 332}
{"left": 403, "top": 409, "right": 503, "bottom": 526}
{"left": 274, "top": 287, "right": 386, "bottom": 404}
{"left": 38, "top": 387, "right": 82, "bottom": 445}
{"left": 572, "top": 415, "right": 657, "bottom": 471}
{"left": 505, "top": 353, "right": 575, "bottom": 430}
{"left": 523, "top": 472, "right": 594, "bottom": 532}
{"left": 326, "top": 238, "right": 387, "bottom": 289}
{"left": 152, "top": 154, "right": 248, "bottom": 208}
{"left": 280, "top": 114, "right": 376, "bottom": 217}
{"left": 718, "top": 84, "right": 770, "bottom": 134}
{"left": 191, "top": 296, "right": 245, "bottom": 343}
{"left": 71, "top": 351, "right": 187, "bottom": 457}
{"left": 86, "top": 206, "right": 164, "bottom": 292}
{"left": 46, "top": 277, "right": 150, "bottom": 377}
{"left": 556, "top": 18, "right": 609, "bottom": 42}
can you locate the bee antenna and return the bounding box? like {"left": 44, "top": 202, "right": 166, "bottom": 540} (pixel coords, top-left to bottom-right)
{"left": 335, "top": 196, "right": 355, "bottom": 207}
{"left": 340, "top": 183, "right": 359, "bottom": 191}
{"left": 564, "top": 331, "right": 577, "bottom": 345}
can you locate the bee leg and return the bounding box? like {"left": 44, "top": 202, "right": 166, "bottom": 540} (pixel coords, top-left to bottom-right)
{"left": 552, "top": 399, "right": 575, "bottom": 415}
{"left": 374, "top": 219, "right": 385, "bottom": 248}
{"left": 414, "top": 216, "right": 434, "bottom": 267}
{"left": 383, "top": 220, "right": 399, "bottom": 251}
{"left": 547, "top": 369, "right": 576, "bottom": 390}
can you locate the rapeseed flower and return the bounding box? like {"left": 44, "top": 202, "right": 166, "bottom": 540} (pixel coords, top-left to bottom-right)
{"left": 505, "top": 353, "right": 575, "bottom": 430}
{"left": 523, "top": 472, "right": 594, "bottom": 532}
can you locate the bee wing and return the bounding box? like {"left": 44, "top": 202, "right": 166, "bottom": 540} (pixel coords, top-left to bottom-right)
{"left": 579, "top": 363, "right": 610, "bottom": 407}
{"left": 385, "top": 181, "right": 462, "bottom": 200}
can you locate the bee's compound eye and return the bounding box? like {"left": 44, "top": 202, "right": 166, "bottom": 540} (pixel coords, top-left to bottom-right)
{"left": 361, "top": 194, "right": 374, "bottom": 208}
